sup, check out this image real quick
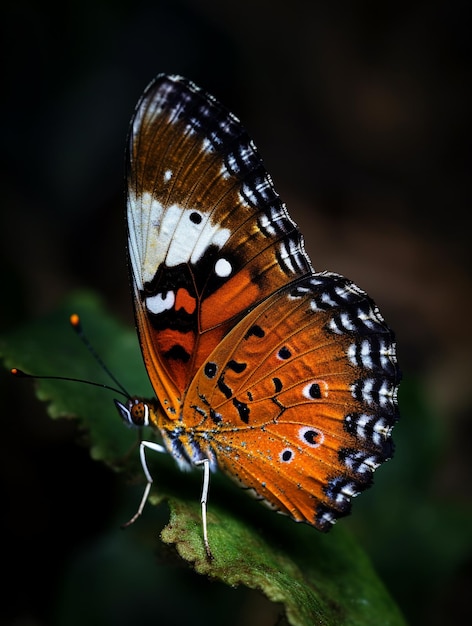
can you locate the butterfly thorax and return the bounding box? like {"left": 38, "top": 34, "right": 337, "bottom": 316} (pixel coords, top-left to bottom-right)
{"left": 115, "top": 393, "right": 219, "bottom": 472}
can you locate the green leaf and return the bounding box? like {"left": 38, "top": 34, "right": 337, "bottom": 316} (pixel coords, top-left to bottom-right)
{"left": 0, "top": 292, "right": 406, "bottom": 626}
{"left": 2, "top": 292, "right": 153, "bottom": 466}
{"left": 161, "top": 497, "right": 405, "bottom": 626}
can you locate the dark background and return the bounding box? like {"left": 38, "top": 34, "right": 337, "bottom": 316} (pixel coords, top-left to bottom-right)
{"left": 1, "top": 1, "right": 471, "bottom": 625}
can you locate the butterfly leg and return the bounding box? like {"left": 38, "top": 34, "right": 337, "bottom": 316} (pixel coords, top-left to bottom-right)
{"left": 195, "top": 458, "right": 213, "bottom": 560}
{"left": 122, "top": 439, "right": 166, "bottom": 528}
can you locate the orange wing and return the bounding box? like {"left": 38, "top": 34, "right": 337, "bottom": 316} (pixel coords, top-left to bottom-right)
{"left": 184, "top": 273, "right": 399, "bottom": 529}
{"left": 126, "top": 75, "right": 400, "bottom": 530}
{"left": 126, "top": 75, "right": 312, "bottom": 414}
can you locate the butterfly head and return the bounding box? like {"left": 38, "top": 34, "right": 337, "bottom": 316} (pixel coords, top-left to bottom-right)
{"left": 115, "top": 397, "right": 156, "bottom": 429}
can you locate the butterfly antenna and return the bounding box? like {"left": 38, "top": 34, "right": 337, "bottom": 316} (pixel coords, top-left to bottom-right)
{"left": 69, "top": 313, "right": 131, "bottom": 398}
{"left": 11, "top": 314, "right": 131, "bottom": 400}
{"left": 11, "top": 367, "right": 129, "bottom": 399}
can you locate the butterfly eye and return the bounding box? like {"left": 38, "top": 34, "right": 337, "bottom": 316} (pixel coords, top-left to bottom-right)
{"left": 114, "top": 399, "right": 149, "bottom": 428}
{"left": 130, "top": 401, "right": 149, "bottom": 426}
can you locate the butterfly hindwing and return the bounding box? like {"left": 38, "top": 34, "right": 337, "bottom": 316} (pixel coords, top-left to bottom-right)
{"left": 185, "top": 273, "right": 398, "bottom": 529}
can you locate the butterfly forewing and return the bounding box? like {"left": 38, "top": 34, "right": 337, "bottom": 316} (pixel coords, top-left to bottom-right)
{"left": 127, "top": 75, "right": 312, "bottom": 404}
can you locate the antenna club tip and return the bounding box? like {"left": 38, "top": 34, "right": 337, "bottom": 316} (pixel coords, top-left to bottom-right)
{"left": 11, "top": 368, "right": 25, "bottom": 377}
{"left": 70, "top": 313, "right": 81, "bottom": 329}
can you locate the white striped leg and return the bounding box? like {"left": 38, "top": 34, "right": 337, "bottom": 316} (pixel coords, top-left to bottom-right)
{"left": 122, "top": 440, "right": 166, "bottom": 527}
{"left": 195, "top": 458, "right": 213, "bottom": 560}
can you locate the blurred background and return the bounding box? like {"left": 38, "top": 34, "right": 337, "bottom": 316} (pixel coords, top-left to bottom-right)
{"left": 1, "top": 1, "right": 470, "bottom": 624}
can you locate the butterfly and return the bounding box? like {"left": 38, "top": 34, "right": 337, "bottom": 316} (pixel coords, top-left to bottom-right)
{"left": 115, "top": 74, "right": 400, "bottom": 558}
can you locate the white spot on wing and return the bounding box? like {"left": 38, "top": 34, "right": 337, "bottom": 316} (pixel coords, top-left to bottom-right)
{"left": 146, "top": 291, "right": 175, "bottom": 314}
{"left": 214, "top": 258, "right": 232, "bottom": 277}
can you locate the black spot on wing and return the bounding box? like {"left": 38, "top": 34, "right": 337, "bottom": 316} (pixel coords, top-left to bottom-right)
{"left": 278, "top": 346, "right": 291, "bottom": 360}
{"left": 210, "top": 408, "right": 222, "bottom": 424}
{"left": 217, "top": 375, "right": 233, "bottom": 399}
{"left": 227, "top": 360, "right": 247, "bottom": 373}
{"left": 244, "top": 324, "right": 265, "bottom": 339}
{"left": 306, "top": 383, "right": 321, "bottom": 399}
{"left": 189, "top": 211, "right": 202, "bottom": 224}
{"left": 204, "top": 362, "right": 218, "bottom": 378}
{"left": 233, "top": 398, "right": 250, "bottom": 424}
{"left": 164, "top": 345, "right": 190, "bottom": 362}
